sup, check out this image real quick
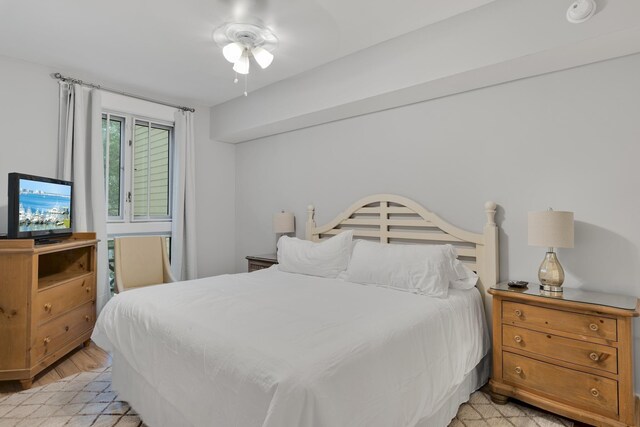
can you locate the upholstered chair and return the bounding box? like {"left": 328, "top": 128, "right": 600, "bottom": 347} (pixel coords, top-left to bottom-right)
{"left": 114, "top": 236, "right": 176, "bottom": 293}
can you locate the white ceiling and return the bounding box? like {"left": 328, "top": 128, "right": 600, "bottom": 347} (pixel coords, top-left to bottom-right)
{"left": 0, "top": 0, "right": 496, "bottom": 107}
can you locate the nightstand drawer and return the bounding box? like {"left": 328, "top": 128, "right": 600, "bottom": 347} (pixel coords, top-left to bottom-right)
{"left": 503, "top": 301, "right": 617, "bottom": 341}
{"left": 503, "top": 325, "right": 617, "bottom": 374}
{"left": 248, "top": 260, "right": 274, "bottom": 272}
{"left": 246, "top": 254, "right": 278, "bottom": 272}
{"left": 503, "top": 352, "right": 618, "bottom": 418}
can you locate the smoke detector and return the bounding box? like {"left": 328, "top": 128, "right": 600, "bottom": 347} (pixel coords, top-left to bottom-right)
{"left": 566, "top": 0, "right": 597, "bottom": 24}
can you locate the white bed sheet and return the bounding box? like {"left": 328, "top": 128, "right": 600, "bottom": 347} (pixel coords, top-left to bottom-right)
{"left": 92, "top": 267, "right": 489, "bottom": 427}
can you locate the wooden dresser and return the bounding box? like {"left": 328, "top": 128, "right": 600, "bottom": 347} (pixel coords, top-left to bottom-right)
{"left": 246, "top": 253, "right": 278, "bottom": 272}
{"left": 489, "top": 283, "right": 639, "bottom": 427}
{"left": 0, "top": 233, "right": 98, "bottom": 389}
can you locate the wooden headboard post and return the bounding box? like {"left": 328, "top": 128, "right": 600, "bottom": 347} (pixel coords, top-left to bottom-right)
{"left": 480, "top": 201, "right": 499, "bottom": 295}
{"left": 306, "top": 204, "right": 317, "bottom": 241}
{"left": 305, "top": 195, "right": 500, "bottom": 326}
{"left": 479, "top": 201, "right": 499, "bottom": 327}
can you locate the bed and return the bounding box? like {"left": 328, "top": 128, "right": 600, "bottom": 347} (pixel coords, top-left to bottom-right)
{"left": 92, "top": 194, "right": 499, "bottom": 427}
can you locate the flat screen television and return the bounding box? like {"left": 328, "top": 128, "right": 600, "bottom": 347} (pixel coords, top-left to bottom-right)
{"left": 7, "top": 173, "right": 73, "bottom": 242}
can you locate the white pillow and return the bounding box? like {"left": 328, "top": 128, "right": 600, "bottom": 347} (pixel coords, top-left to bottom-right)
{"left": 450, "top": 259, "right": 478, "bottom": 290}
{"left": 277, "top": 230, "right": 353, "bottom": 278}
{"left": 345, "top": 241, "right": 457, "bottom": 297}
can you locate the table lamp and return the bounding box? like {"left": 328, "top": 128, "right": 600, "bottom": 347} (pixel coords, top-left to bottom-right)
{"left": 528, "top": 209, "right": 574, "bottom": 293}
{"left": 273, "top": 211, "right": 295, "bottom": 248}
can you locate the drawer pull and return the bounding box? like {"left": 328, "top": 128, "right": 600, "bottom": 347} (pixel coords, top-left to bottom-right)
{"left": 590, "top": 388, "right": 599, "bottom": 397}
{"left": 514, "top": 309, "right": 523, "bottom": 317}
{"left": 514, "top": 366, "right": 523, "bottom": 375}
{"left": 86, "top": 287, "right": 90, "bottom": 293}
{"left": 43, "top": 336, "right": 51, "bottom": 345}
{"left": 514, "top": 335, "right": 523, "bottom": 343}
{"left": 64, "top": 325, "right": 69, "bottom": 332}
{"left": 589, "top": 352, "right": 600, "bottom": 362}
{"left": 44, "top": 303, "right": 52, "bottom": 311}
{"left": 589, "top": 323, "right": 599, "bottom": 331}
{"left": 85, "top": 315, "right": 90, "bottom": 322}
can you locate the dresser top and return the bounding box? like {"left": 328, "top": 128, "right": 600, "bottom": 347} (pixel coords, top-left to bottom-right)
{"left": 490, "top": 283, "right": 639, "bottom": 316}
{"left": 0, "top": 233, "right": 98, "bottom": 255}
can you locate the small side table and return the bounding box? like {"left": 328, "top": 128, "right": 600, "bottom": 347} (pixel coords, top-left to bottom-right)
{"left": 246, "top": 254, "right": 278, "bottom": 272}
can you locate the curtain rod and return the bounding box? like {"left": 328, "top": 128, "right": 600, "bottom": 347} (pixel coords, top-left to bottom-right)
{"left": 52, "top": 73, "right": 196, "bottom": 113}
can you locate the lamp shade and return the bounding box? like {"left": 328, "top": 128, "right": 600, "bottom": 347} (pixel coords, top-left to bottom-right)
{"left": 528, "top": 210, "right": 574, "bottom": 248}
{"left": 232, "top": 53, "right": 250, "bottom": 74}
{"left": 251, "top": 46, "right": 274, "bottom": 69}
{"left": 273, "top": 211, "right": 295, "bottom": 234}
{"left": 222, "top": 42, "right": 244, "bottom": 63}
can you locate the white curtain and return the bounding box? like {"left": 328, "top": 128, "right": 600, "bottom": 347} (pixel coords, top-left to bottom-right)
{"left": 58, "top": 83, "right": 110, "bottom": 312}
{"left": 171, "top": 110, "right": 198, "bottom": 280}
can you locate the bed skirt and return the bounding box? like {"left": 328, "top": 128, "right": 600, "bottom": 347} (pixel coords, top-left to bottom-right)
{"left": 111, "top": 349, "right": 490, "bottom": 427}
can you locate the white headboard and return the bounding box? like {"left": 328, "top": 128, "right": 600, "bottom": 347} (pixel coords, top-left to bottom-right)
{"left": 305, "top": 194, "right": 499, "bottom": 309}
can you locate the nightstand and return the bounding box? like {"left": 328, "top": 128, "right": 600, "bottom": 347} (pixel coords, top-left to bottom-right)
{"left": 246, "top": 254, "right": 278, "bottom": 272}
{"left": 488, "top": 283, "right": 639, "bottom": 427}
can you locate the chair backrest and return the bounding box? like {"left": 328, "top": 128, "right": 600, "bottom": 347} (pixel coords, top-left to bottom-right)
{"left": 114, "top": 236, "right": 173, "bottom": 292}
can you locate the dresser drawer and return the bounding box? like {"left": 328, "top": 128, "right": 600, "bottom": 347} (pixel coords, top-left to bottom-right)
{"left": 503, "top": 352, "right": 618, "bottom": 418}
{"left": 35, "top": 274, "right": 95, "bottom": 323}
{"left": 502, "top": 325, "right": 617, "bottom": 374}
{"left": 32, "top": 302, "right": 95, "bottom": 361}
{"left": 502, "top": 301, "right": 617, "bottom": 341}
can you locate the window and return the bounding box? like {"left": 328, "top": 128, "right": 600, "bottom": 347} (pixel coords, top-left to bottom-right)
{"left": 102, "top": 112, "right": 174, "bottom": 294}
{"left": 102, "top": 114, "right": 173, "bottom": 223}
{"left": 133, "top": 120, "right": 171, "bottom": 219}
{"left": 102, "top": 114, "right": 124, "bottom": 219}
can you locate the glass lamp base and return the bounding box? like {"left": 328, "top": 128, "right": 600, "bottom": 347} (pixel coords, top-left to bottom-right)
{"left": 538, "top": 251, "right": 565, "bottom": 290}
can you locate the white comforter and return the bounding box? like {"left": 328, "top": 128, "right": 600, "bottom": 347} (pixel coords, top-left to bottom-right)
{"left": 92, "top": 267, "right": 489, "bottom": 427}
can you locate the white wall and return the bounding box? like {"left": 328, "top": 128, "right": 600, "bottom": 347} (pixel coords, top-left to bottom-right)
{"left": 0, "top": 55, "right": 236, "bottom": 276}
{"left": 235, "top": 53, "right": 640, "bottom": 389}
{"left": 0, "top": 55, "right": 60, "bottom": 233}
{"left": 193, "top": 108, "right": 236, "bottom": 277}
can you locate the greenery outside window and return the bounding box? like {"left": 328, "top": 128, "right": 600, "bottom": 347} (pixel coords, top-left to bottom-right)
{"left": 102, "top": 114, "right": 124, "bottom": 219}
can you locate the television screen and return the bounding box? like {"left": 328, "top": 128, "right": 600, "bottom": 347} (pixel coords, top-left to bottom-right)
{"left": 18, "top": 178, "right": 71, "bottom": 232}
{"left": 8, "top": 173, "right": 73, "bottom": 240}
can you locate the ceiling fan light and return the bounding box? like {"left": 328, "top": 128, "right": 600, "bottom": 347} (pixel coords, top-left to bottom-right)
{"left": 252, "top": 46, "right": 274, "bottom": 69}
{"left": 233, "top": 54, "right": 250, "bottom": 74}
{"left": 222, "top": 42, "right": 244, "bottom": 63}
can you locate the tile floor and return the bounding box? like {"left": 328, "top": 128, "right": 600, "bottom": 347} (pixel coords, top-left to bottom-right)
{"left": 447, "top": 390, "right": 576, "bottom": 427}
{"left": 0, "top": 367, "right": 144, "bottom": 427}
